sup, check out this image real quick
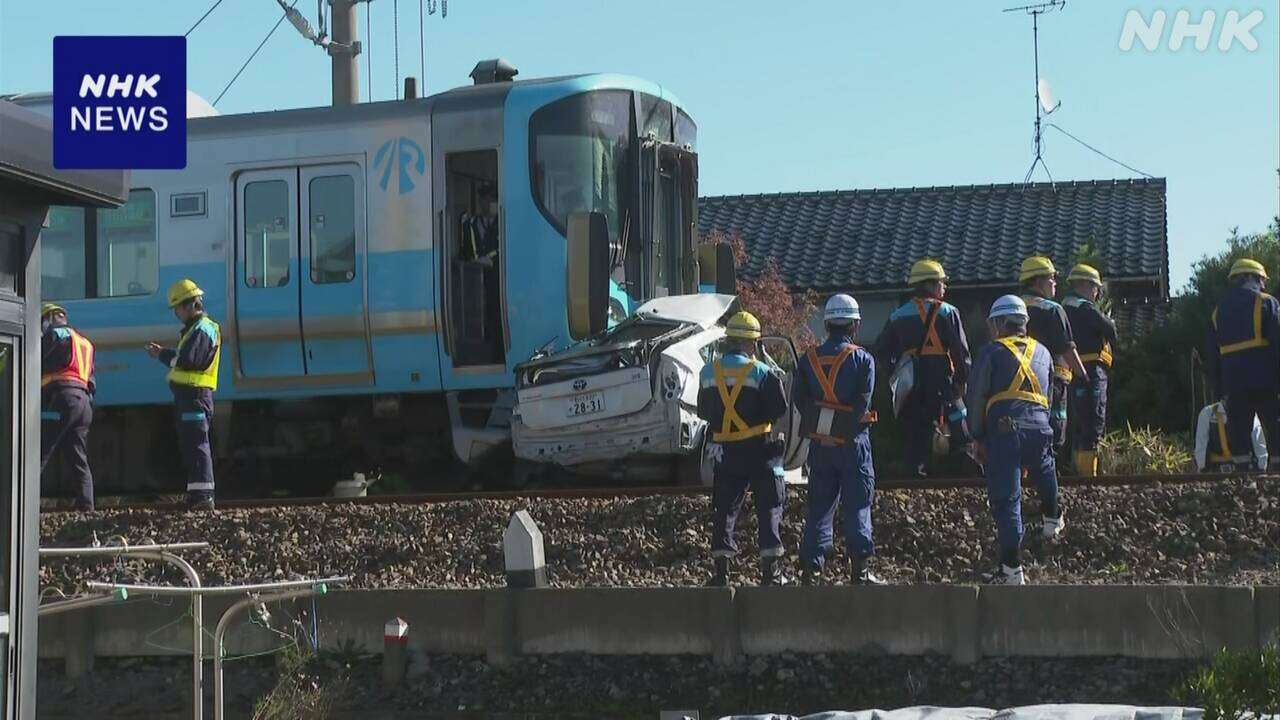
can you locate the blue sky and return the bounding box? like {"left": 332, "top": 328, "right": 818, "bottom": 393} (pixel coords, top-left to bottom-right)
{"left": 2, "top": 0, "right": 1275, "bottom": 291}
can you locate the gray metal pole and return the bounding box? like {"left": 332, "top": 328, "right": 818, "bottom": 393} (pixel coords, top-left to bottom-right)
{"left": 212, "top": 585, "right": 329, "bottom": 720}
{"left": 331, "top": 0, "right": 360, "bottom": 106}
{"left": 37, "top": 589, "right": 128, "bottom": 617}
{"left": 86, "top": 577, "right": 349, "bottom": 597}
{"left": 39, "top": 543, "right": 208, "bottom": 720}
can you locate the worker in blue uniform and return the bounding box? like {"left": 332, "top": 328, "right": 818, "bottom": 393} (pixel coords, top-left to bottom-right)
{"left": 967, "top": 295, "right": 1064, "bottom": 586}
{"left": 1062, "top": 264, "right": 1117, "bottom": 476}
{"left": 146, "top": 279, "right": 222, "bottom": 511}
{"left": 1205, "top": 258, "right": 1279, "bottom": 470}
{"left": 873, "top": 259, "right": 981, "bottom": 478}
{"left": 697, "top": 311, "right": 790, "bottom": 587}
{"left": 1019, "top": 257, "right": 1087, "bottom": 460}
{"left": 40, "top": 303, "right": 96, "bottom": 511}
{"left": 795, "top": 294, "right": 884, "bottom": 585}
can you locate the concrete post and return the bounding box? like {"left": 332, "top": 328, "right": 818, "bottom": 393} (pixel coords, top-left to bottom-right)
{"left": 382, "top": 617, "right": 409, "bottom": 688}
{"left": 64, "top": 608, "right": 94, "bottom": 680}
{"left": 329, "top": 0, "right": 360, "bottom": 106}
{"left": 503, "top": 510, "right": 547, "bottom": 588}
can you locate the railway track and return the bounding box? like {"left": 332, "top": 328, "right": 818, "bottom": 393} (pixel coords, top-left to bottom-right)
{"left": 42, "top": 471, "right": 1278, "bottom": 512}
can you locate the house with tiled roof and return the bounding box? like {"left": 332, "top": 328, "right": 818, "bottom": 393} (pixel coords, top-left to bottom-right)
{"left": 697, "top": 178, "right": 1169, "bottom": 342}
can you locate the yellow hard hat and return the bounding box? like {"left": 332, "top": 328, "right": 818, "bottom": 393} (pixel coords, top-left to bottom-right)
{"left": 40, "top": 302, "right": 66, "bottom": 319}
{"left": 1019, "top": 256, "right": 1057, "bottom": 283}
{"left": 724, "top": 311, "right": 762, "bottom": 340}
{"left": 1067, "top": 263, "right": 1102, "bottom": 286}
{"left": 908, "top": 259, "right": 947, "bottom": 285}
{"left": 167, "top": 278, "right": 204, "bottom": 308}
{"left": 1228, "top": 258, "right": 1268, "bottom": 281}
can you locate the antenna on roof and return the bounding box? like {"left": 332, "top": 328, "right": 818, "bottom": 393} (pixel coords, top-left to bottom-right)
{"left": 1004, "top": 0, "right": 1066, "bottom": 184}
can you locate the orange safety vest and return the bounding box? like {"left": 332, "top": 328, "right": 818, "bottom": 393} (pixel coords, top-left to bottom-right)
{"left": 804, "top": 345, "right": 877, "bottom": 447}
{"left": 41, "top": 327, "right": 94, "bottom": 390}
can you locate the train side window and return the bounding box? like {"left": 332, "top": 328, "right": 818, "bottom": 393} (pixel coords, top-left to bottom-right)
{"left": 41, "top": 207, "right": 88, "bottom": 300}
{"left": 243, "top": 180, "right": 292, "bottom": 288}
{"left": 96, "top": 189, "right": 158, "bottom": 297}
{"left": 308, "top": 175, "right": 355, "bottom": 284}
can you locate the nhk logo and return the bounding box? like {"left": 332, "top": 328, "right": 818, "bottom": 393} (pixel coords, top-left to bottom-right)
{"left": 53, "top": 36, "right": 186, "bottom": 169}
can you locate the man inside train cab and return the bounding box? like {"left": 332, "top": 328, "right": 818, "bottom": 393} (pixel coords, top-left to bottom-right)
{"left": 460, "top": 182, "right": 503, "bottom": 361}
{"left": 966, "top": 295, "right": 1064, "bottom": 586}
{"left": 1062, "top": 264, "right": 1117, "bottom": 477}
{"left": 1019, "top": 256, "right": 1087, "bottom": 461}
{"left": 40, "top": 303, "right": 97, "bottom": 511}
{"left": 795, "top": 294, "right": 884, "bottom": 586}
{"left": 872, "top": 259, "right": 981, "bottom": 478}
{"left": 1206, "top": 258, "right": 1280, "bottom": 470}
{"left": 697, "top": 311, "right": 791, "bottom": 587}
{"left": 146, "top": 279, "right": 222, "bottom": 511}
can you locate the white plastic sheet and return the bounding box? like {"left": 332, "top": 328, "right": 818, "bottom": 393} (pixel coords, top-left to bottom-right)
{"left": 719, "top": 705, "right": 1210, "bottom": 720}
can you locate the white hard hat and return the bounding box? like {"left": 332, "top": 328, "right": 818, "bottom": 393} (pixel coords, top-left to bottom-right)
{"left": 988, "top": 294, "right": 1029, "bottom": 320}
{"left": 824, "top": 293, "right": 860, "bottom": 323}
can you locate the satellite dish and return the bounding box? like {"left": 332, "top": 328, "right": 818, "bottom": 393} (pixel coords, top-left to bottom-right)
{"left": 186, "top": 90, "right": 219, "bottom": 118}
{"left": 1038, "top": 78, "right": 1060, "bottom": 114}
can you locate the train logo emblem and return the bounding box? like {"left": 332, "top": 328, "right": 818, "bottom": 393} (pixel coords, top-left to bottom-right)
{"left": 573, "top": 379, "right": 588, "bottom": 391}
{"left": 373, "top": 137, "right": 426, "bottom": 195}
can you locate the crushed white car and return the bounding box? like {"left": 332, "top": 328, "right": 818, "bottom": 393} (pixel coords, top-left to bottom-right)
{"left": 511, "top": 294, "right": 807, "bottom": 482}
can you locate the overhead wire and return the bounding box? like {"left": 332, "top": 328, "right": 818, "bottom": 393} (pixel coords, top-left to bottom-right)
{"left": 1047, "top": 123, "right": 1156, "bottom": 179}
{"left": 214, "top": 0, "right": 300, "bottom": 107}
{"left": 184, "top": 0, "right": 226, "bottom": 37}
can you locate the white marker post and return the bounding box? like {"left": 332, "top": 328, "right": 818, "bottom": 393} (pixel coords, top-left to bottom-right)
{"left": 503, "top": 510, "right": 547, "bottom": 588}
{"left": 383, "top": 616, "right": 409, "bottom": 688}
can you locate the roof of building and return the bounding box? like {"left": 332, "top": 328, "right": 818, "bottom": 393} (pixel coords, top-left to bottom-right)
{"left": 0, "top": 100, "right": 127, "bottom": 207}
{"left": 698, "top": 178, "right": 1168, "bottom": 298}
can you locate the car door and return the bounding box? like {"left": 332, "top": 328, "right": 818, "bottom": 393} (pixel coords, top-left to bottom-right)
{"left": 759, "top": 335, "right": 810, "bottom": 471}
{"left": 234, "top": 169, "right": 305, "bottom": 378}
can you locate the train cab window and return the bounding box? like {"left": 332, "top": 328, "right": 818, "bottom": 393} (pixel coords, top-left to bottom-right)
{"left": 96, "top": 189, "right": 158, "bottom": 297}
{"left": 675, "top": 108, "right": 697, "bottom": 149}
{"left": 308, "top": 175, "right": 356, "bottom": 284}
{"left": 445, "top": 150, "right": 504, "bottom": 366}
{"left": 244, "top": 180, "right": 292, "bottom": 288}
{"left": 41, "top": 188, "right": 157, "bottom": 300}
{"left": 639, "top": 94, "right": 672, "bottom": 142}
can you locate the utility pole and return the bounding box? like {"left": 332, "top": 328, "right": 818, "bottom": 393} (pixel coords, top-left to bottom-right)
{"left": 330, "top": 0, "right": 361, "bottom": 106}
{"left": 1005, "top": 1, "right": 1066, "bottom": 183}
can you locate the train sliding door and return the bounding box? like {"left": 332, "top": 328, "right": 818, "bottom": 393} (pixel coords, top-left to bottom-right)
{"left": 234, "top": 164, "right": 371, "bottom": 384}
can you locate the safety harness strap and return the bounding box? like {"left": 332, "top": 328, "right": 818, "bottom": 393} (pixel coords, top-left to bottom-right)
{"left": 712, "top": 361, "right": 771, "bottom": 442}
{"left": 1217, "top": 293, "right": 1272, "bottom": 355}
{"left": 912, "top": 299, "right": 947, "bottom": 356}
{"left": 986, "top": 337, "right": 1049, "bottom": 412}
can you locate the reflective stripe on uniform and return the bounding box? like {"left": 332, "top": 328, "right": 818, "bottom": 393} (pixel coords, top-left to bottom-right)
{"left": 186, "top": 482, "right": 215, "bottom": 491}
{"left": 40, "top": 410, "right": 61, "bottom": 421}
{"left": 1216, "top": 293, "right": 1272, "bottom": 355}
{"left": 986, "top": 337, "right": 1050, "bottom": 412}
{"left": 181, "top": 411, "right": 207, "bottom": 422}
{"left": 711, "top": 361, "right": 772, "bottom": 442}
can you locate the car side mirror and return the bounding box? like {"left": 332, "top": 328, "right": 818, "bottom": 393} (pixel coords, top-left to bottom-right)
{"left": 567, "top": 211, "right": 610, "bottom": 339}
{"left": 698, "top": 243, "right": 737, "bottom": 295}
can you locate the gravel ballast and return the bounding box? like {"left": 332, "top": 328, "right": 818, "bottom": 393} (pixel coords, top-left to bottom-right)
{"left": 39, "top": 477, "right": 1280, "bottom": 592}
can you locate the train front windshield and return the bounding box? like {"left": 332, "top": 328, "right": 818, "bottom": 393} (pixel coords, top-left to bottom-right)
{"left": 529, "top": 89, "right": 698, "bottom": 317}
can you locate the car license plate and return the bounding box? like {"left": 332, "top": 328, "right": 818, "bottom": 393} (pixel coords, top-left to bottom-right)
{"left": 567, "top": 391, "right": 605, "bottom": 418}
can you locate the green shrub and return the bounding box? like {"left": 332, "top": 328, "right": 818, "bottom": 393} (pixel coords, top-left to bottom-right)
{"left": 1174, "top": 645, "right": 1280, "bottom": 720}
{"left": 1098, "top": 424, "right": 1194, "bottom": 475}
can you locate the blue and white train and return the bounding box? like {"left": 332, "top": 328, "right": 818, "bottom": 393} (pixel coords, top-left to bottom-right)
{"left": 17, "top": 60, "right": 729, "bottom": 491}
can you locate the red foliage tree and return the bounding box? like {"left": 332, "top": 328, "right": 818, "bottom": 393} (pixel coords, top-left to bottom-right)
{"left": 704, "top": 230, "right": 818, "bottom": 351}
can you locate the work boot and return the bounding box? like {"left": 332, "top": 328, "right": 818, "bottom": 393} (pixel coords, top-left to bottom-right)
{"left": 800, "top": 558, "right": 822, "bottom": 586}
{"left": 982, "top": 564, "right": 1026, "bottom": 586}
{"left": 706, "top": 556, "right": 731, "bottom": 587}
{"left": 1042, "top": 511, "right": 1066, "bottom": 540}
{"left": 185, "top": 494, "right": 215, "bottom": 512}
{"left": 760, "top": 556, "right": 791, "bottom": 587}
{"left": 850, "top": 555, "right": 886, "bottom": 585}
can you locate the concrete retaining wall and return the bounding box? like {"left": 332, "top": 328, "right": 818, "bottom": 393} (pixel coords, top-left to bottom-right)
{"left": 38, "top": 585, "right": 1280, "bottom": 675}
